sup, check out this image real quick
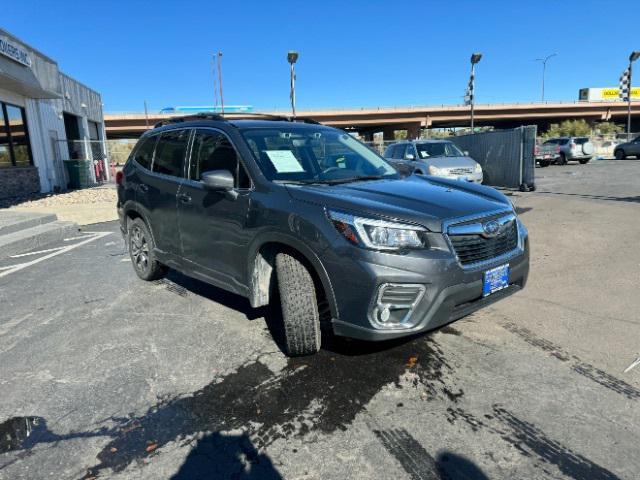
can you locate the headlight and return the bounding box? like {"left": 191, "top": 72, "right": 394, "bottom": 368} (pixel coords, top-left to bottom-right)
{"left": 474, "top": 163, "right": 482, "bottom": 173}
{"left": 328, "top": 210, "right": 427, "bottom": 250}
{"left": 428, "top": 165, "right": 443, "bottom": 175}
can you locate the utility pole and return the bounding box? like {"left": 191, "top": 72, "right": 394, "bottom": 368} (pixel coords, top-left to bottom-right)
{"left": 535, "top": 53, "right": 557, "bottom": 102}
{"left": 217, "top": 51, "right": 224, "bottom": 116}
{"left": 626, "top": 51, "right": 640, "bottom": 141}
{"left": 144, "top": 100, "right": 149, "bottom": 129}
{"left": 287, "top": 50, "right": 299, "bottom": 119}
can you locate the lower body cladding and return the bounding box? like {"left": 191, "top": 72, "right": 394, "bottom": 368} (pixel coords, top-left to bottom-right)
{"left": 321, "top": 229, "right": 529, "bottom": 341}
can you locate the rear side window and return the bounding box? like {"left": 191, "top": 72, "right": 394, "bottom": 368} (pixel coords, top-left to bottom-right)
{"left": 392, "top": 145, "right": 405, "bottom": 159}
{"left": 133, "top": 135, "right": 157, "bottom": 170}
{"left": 575, "top": 138, "right": 588, "bottom": 144}
{"left": 189, "top": 130, "right": 251, "bottom": 189}
{"left": 152, "top": 129, "right": 189, "bottom": 177}
{"left": 558, "top": 139, "right": 569, "bottom": 145}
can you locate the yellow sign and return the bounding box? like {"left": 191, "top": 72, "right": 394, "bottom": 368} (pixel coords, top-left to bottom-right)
{"left": 602, "top": 87, "right": 640, "bottom": 99}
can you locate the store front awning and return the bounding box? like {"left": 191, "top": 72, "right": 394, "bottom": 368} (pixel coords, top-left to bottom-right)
{"left": 0, "top": 58, "right": 60, "bottom": 99}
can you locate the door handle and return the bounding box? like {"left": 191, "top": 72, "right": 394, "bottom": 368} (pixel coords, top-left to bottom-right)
{"left": 138, "top": 184, "right": 149, "bottom": 193}
{"left": 178, "top": 193, "right": 192, "bottom": 204}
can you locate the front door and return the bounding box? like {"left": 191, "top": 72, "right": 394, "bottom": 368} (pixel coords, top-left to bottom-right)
{"left": 178, "top": 128, "right": 253, "bottom": 292}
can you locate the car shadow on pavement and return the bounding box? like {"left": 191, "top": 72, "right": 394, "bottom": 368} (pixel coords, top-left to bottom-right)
{"left": 170, "top": 431, "right": 282, "bottom": 480}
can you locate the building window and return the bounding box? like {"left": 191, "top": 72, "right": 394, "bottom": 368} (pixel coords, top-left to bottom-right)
{"left": 0, "top": 102, "right": 33, "bottom": 168}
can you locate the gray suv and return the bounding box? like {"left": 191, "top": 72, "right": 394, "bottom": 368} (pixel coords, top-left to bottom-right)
{"left": 541, "top": 137, "right": 594, "bottom": 165}
{"left": 117, "top": 114, "right": 529, "bottom": 356}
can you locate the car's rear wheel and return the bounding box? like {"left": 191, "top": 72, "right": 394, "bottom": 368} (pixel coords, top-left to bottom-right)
{"left": 128, "top": 218, "right": 167, "bottom": 281}
{"left": 578, "top": 157, "right": 591, "bottom": 164}
{"left": 538, "top": 160, "right": 551, "bottom": 168}
{"left": 615, "top": 149, "right": 626, "bottom": 160}
{"left": 275, "top": 252, "right": 321, "bottom": 356}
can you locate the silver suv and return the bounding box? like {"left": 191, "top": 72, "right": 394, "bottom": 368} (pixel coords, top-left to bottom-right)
{"left": 541, "top": 137, "right": 594, "bottom": 165}
{"left": 384, "top": 140, "right": 483, "bottom": 183}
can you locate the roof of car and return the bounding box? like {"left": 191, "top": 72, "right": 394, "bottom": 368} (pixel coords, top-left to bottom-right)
{"left": 144, "top": 114, "right": 332, "bottom": 136}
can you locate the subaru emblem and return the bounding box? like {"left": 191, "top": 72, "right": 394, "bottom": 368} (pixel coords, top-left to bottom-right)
{"left": 482, "top": 220, "right": 500, "bottom": 237}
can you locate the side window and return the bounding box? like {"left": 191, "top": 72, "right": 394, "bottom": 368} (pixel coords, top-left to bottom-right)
{"left": 404, "top": 145, "right": 415, "bottom": 159}
{"left": 133, "top": 135, "right": 157, "bottom": 170}
{"left": 392, "top": 145, "right": 405, "bottom": 159}
{"left": 152, "top": 129, "right": 189, "bottom": 177}
{"left": 190, "top": 130, "right": 251, "bottom": 189}
{"left": 383, "top": 145, "right": 394, "bottom": 158}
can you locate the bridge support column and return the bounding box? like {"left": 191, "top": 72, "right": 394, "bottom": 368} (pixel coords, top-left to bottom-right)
{"left": 405, "top": 122, "right": 421, "bottom": 140}
{"left": 382, "top": 126, "right": 397, "bottom": 141}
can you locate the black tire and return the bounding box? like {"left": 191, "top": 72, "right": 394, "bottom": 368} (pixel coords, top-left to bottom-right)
{"left": 128, "top": 218, "right": 167, "bottom": 281}
{"left": 578, "top": 157, "right": 591, "bottom": 164}
{"left": 539, "top": 160, "right": 551, "bottom": 168}
{"left": 275, "top": 252, "right": 321, "bottom": 356}
{"left": 556, "top": 153, "right": 567, "bottom": 165}
{"left": 615, "top": 149, "right": 626, "bottom": 160}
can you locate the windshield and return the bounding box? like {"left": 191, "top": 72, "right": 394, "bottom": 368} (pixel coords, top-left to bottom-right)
{"left": 241, "top": 127, "right": 398, "bottom": 184}
{"left": 415, "top": 142, "right": 464, "bottom": 159}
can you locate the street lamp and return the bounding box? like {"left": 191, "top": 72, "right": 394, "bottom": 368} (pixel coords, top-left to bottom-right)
{"left": 535, "top": 53, "right": 557, "bottom": 102}
{"left": 626, "top": 50, "right": 640, "bottom": 140}
{"left": 287, "top": 50, "right": 299, "bottom": 119}
{"left": 469, "top": 53, "right": 482, "bottom": 130}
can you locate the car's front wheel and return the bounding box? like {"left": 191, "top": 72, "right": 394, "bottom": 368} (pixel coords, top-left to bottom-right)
{"left": 615, "top": 149, "right": 626, "bottom": 160}
{"left": 275, "top": 252, "right": 321, "bottom": 356}
{"left": 128, "top": 218, "right": 167, "bottom": 281}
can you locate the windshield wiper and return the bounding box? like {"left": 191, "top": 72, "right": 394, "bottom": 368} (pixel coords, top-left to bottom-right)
{"left": 320, "top": 175, "right": 386, "bottom": 185}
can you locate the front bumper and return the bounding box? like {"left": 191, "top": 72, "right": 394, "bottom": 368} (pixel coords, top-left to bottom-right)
{"left": 321, "top": 224, "right": 529, "bottom": 341}
{"left": 437, "top": 172, "right": 483, "bottom": 184}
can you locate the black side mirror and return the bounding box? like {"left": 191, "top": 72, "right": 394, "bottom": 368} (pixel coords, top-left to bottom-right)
{"left": 201, "top": 170, "right": 234, "bottom": 191}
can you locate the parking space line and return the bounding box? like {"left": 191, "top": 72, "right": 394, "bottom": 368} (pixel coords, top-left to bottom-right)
{"left": 9, "top": 246, "right": 66, "bottom": 258}
{"left": 0, "top": 232, "right": 112, "bottom": 279}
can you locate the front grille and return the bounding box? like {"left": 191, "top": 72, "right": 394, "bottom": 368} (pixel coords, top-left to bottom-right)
{"left": 449, "top": 220, "right": 518, "bottom": 265}
{"left": 447, "top": 167, "right": 474, "bottom": 176}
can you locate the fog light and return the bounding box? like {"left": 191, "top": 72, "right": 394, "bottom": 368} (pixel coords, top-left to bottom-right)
{"left": 371, "top": 283, "right": 426, "bottom": 329}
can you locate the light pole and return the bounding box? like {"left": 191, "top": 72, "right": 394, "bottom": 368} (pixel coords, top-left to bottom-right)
{"left": 287, "top": 50, "right": 299, "bottom": 119}
{"left": 469, "top": 53, "right": 482, "bottom": 131}
{"left": 535, "top": 53, "right": 557, "bottom": 102}
{"left": 217, "top": 52, "right": 224, "bottom": 116}
{"left": 626, "top": 51, "right": 640, "bottom": 141}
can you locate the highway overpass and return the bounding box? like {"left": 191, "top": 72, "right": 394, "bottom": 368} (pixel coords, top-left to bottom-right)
{"left": 104, "top": 101, "right": 640, "bottom": 139}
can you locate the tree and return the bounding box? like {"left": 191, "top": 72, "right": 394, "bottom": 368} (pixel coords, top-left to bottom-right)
{"left": 594, "top": 122, "right": 624, "bottom": 135}
{"left": 543, "top": 119, "right": 592, "bottom": 138}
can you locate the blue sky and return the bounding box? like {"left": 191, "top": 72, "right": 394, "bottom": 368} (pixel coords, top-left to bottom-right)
{"left": 4, "top": 0, "right": 637, "bottom": 112}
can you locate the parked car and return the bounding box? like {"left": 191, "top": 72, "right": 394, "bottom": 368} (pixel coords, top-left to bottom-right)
{"left": 534, "top": 142, "right": 558, "bottom": 167}
{"left": 384, "top": 140, "right": 483, "bottom": 183}
{"left": 117, "top": 114, "right": 529, "bottom": 356}
{"left": 540, "top": 137, "right": 594, "bottom": 165}
{"left": 613, "top": 136, "right": 640, "bottom": 159}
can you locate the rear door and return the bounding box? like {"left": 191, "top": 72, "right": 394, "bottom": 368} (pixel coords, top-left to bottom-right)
{"left": 137, "top": 128, "right": 189, "bottom": 257}
{"left": 177, "top": 128, "right": 253, "bottom": 291}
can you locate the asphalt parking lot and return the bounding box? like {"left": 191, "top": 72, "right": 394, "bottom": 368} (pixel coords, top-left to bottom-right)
{"left": 1, "top": 159, "right": 639, "bottom": 480}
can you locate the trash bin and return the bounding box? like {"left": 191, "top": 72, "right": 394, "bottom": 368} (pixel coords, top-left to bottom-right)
{"left": 64, "top": 160, "right": 92, "bottom": 189}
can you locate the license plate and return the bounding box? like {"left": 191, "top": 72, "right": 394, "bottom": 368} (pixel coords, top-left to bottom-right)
{"left": 483, "top": 264, "right": 510, "bottom": 297}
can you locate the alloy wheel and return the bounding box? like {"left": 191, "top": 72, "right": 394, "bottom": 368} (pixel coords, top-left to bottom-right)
{"left": 130, "top": 225, "right": 149, "bottom": 273}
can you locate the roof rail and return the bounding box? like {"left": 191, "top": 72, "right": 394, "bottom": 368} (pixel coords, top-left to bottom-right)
{"left": 153, "top": 112, "right": 321, "bottom": 129}
{"left": 153, "top": 112, "right": 225, "bottom": 128}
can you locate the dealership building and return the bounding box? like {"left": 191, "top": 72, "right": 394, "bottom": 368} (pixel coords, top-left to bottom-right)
{"left": 0, "top": 28, "right": 105, "bottom": 200}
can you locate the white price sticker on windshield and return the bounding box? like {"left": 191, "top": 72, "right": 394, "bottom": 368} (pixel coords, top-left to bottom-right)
{"left": 264, "top": 150, "right": 305, "bottom": 173}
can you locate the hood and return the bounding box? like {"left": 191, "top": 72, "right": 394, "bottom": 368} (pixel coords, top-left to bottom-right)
{"left": 418, "top": 156, "right": 478, "bottom": 169}
{"left": 285, "top": 176, "right": 511, "bottom": 232}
